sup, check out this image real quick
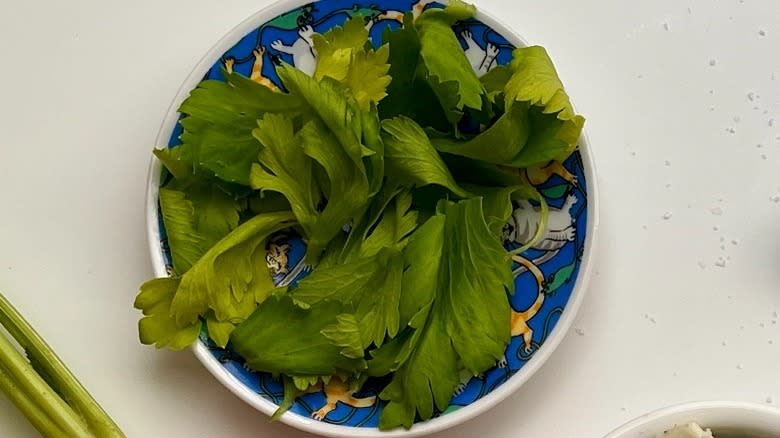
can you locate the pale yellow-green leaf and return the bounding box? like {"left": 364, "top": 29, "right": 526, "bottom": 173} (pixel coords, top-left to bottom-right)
{"left": 345, "top": 45, "right": 392, "bottom": 111}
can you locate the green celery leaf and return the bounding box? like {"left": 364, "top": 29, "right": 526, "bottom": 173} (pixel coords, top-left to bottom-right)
{"left": 510, "top": 106, "right": 582, "bottom": 167}
{"left": 380, "top": 14, "right": 419, "bottom": 105}
{"left": 540, "top": 184, "right": 569, "bottom": 200}
{"left": 344, "top": 45, "right": 392, "bottom": 112}
{"left": 505, "top": 46, "right": 579, "bottom": 119}
{"left": 176, "top": 72, "right": 302, "bottom": 184}
{"left": 169, "top": 210, "right": 296, "bottom": 325}
{"left": 378, "top": 198, "right": 513, "bottom": 429}
{"left": 230, "top": 295, "right": 367, "bottom": 376}
{"left": 439, "top": 199, "right": 513, "bottom": 371}
{"left": 331, "top": 186, "right": 418, "bottom": 266}
{"left": 379, "top": 306, "right": 457, "bottom": 430}
{"left": 378, "top": 14, "right": 455, "bottom": 132}
{"left": 358, "top": 190, "right": 418, "bottom": 259}
{"left": 350, "top": 250, "right": 403, "bottom": 349}
{"left": 431, "top": 46, "right": 585, "bottom": 168}
{"left": 506, "top": 184, "right": 549, "bottom": 255}
{"left": 134, "top": 277, "right": 201, "bottom": 350}
{"left": 291, "top": 376, "right": 322, "bottom": 391}
{"left": 409, "top": 185, "right": 449, "bottom": 224}
{"left": 320, "top": 313, "right": 366, "bottom": 359}
{"left": 431, "top": 101, "right": 530, "bottom": 165}
{"left": 397, "top": 215, "right": 443, "bottom": 329}
{"left": 366, "top": 299, "right": 431, "bottom": 378}
{"left": 335, "top": 184, "right": 400, "bottom": 261}
{"left": 381, "top": 116, "right": 470, "bottom": 198}
{"left": 296, "top": 118, "right": 371, "bottom": 260}
{"left": 461, "top": 184, "right": 523, "bottom": 238}
{"left": 360, "top": 109, "right": 385, "bottom": 197}
{"left": 248, "top": 191, "right": 293, "bottom": 215}
{"left": 249, "top": 102, "right": 370, "bottom": 262}
{"left": 182, "top": 73, "right": 303, "bottom": 122}
{"left": 312, "top": 16, "right": 371, "bottom": 82}
{"left": 442, "top": 154, "right": 522, "bottom": 187}
{"left": 153, "top": 147, "right": 191, "bottom": 180}
{"left": 315, "top": 231, "right": 351, "bottom": 270}
{"left": 275, "top": 64, "right": 372, "bottom": 260}
{"left": 463, "top": 92, "right": 496, "bottom": 127}
{"left": 418, "top": 63, "right": 465, "bottom": 127}
{"left": 249, "top": 113, "right": 320, "bottom": 239}
{"left": 365, "top": 217, "right": 445, "bottom": 378}
{"left": 480, "top": 64, "right": 512, "bottom": 101}
{"left": 271, "top": 376, "right": 303, "bottom": 421}
{"left": 158, "top": 182, "right": 241, "bottom": 275}
{"left": 290, "top": 247, "right": 404, "bottom": 348}
{"left": 276, "top": 64, "right": 363, "bottom": 165}
{"left": 504, "top": 46, "right": 585, "bottom": 160}
{"left": 416, "top": 0, "right": 483, "bottom": 115}
{"left": 366, "top": 328, "right": 416, "bottom": 377}
{"left": 422, "top": 0, "right": 476, "bottom": 22}
{"left": 205, "top": 311, "right": 235, "bottom": 348}
{"left": 313, "top": 17, "right": 392, "bottom": 111}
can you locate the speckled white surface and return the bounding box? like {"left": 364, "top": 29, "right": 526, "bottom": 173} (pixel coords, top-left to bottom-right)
{"left": 0, "top": 1, "right": 778, "bottom": 437}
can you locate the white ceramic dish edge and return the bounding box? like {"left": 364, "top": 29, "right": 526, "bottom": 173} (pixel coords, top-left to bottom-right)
{"left": 603, "top": 401, "right": 780, "bottom": 438}
{"left": 144, "top": 1, "right": 601, "bottom": 436}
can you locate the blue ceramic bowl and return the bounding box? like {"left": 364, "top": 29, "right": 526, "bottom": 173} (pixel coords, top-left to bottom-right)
{"left": 145, "top": 1, "right": 599, "bottom": 436}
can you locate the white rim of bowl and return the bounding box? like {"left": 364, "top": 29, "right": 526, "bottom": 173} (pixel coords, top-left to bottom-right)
{"left": 602, "top": 400, "right": 780, "bottom": 438}
{"left": 144, "top": 1, "right": 601, "bottom": 436}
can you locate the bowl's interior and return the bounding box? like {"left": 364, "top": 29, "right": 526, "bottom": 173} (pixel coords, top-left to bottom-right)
{"left": 149, "top": 0, "right": 594, "bottom": 434}
{"left": 605, "top": 402, "right": 780, "bottom": 438}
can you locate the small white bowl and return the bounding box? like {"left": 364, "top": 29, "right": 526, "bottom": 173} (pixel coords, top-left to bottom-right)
{"left": 144, "top": 0, "right": 600, "bottom": 436}
{"left": 604, "top": 401, "right": 780, "bottom": 438}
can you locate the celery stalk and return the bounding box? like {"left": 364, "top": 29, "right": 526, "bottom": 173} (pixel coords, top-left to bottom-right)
{"left": 0, "top": 292, "right": 125, "bottom": 437}
{"left": 0, "top": 328, "right": 91, "bottom": 436}
{"left": 0, "top": 366, "right": 66, "bottom": 436}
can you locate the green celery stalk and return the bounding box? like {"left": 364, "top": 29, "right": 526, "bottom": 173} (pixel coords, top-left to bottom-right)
{"left": 0, "top": 362, "right": 66, "bottom": 436}
{"left": 0, "top": 291, "right": 125, "bottom": 437}
{"left": 0, "top": 327, "right": 90, "bottom": 436}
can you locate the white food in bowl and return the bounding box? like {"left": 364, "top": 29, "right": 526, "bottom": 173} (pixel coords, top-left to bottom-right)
{"left": 660, "top": 423, "right": 714, "bottom": 438}
{"left": 604, "top": 401, "right": 780, "bottom": 438}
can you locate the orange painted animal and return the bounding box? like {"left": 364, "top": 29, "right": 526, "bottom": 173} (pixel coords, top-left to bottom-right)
{"left": 265, "top": 243, "right": 291, "bottom": 277}
{"left": 525, "top": 161, "right": 577, "bottom": 186}
{"left": 411, "top": 0, "right": 435, "bottom": 19}
{"left": 367, "top": 0, "right": 434, "bottom": 29}
{"left": 223, "top": 48, "right": 278, "bottom": 91}
{"left": 310, "top": 378, "right": 376, "bottom": 421}
{"left": 510, "top": 255, "right": 546, "bottom": 354}
{"left": 249, "top": 47, "right": 279, "bottom": 91}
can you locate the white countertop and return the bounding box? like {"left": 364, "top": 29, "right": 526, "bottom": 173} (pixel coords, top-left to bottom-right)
{"left": 1, "top": 0, "right": 779, "bottom": 437}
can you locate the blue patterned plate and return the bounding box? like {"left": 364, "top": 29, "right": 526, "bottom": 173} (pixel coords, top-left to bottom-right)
{"left": 145, "top": 0, "right": 599, "bottom": 436}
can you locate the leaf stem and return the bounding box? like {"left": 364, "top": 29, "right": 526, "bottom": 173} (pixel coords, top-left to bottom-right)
{"left": 508, "top": 190, "right": 549, "bottom": 256}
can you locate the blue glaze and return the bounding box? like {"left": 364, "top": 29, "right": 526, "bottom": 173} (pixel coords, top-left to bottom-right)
{"left": 161, "top": 0, "right": 589, "bottom": 428}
